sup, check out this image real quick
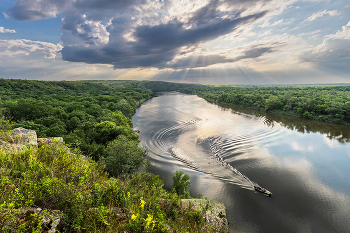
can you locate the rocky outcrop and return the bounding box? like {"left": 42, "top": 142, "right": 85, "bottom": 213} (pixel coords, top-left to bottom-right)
{"left": 0, "top": 127, "right": 65, "bottom": 150}
{"left": 181, "top": 199, "right": 228, "bottom": 232}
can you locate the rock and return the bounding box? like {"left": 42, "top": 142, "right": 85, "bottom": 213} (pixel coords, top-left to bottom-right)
{"left": 37, "top": 137, "right": 64, "bottom": 146}
{"left": 1, "top": 208, "right": 63, "bottom": 233}
{"left": 8, "top": 127, "right": 37, "bottom": 147}
{"left": 181, "top": 199, "right": 228, "bottom": 232}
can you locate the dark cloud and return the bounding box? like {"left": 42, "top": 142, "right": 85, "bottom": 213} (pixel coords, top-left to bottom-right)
{"left": 5, "top": 0, "right": 72, "bottom": 21}
{"left": 5, "top": 0, "right": 146, "bottom": 21}
{"left": 74, "top": 0, "right": 147, "bottom": 10}
{"left": 62, "top": 11, "right": 267, "bottom": 69}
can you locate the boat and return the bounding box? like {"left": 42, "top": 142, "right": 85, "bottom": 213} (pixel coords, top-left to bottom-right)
{"left": 254, "top": 186, "right": 272, "bottom": 196}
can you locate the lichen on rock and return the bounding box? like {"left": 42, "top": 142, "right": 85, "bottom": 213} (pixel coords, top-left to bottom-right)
{"left": 8, "top": 127, "right": 37, "bottom": 147}
{"left": 181, "top": 198, "right": 228, "bottom": 232}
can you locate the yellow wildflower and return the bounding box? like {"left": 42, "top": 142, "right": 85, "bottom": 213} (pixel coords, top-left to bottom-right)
{"left": 131, "top": 214, "right": 138, "bottom": 221}
{"left": 140, "top": 197, "right": 146, "bottom": 209}
{"left": 145, "top": 214, "right": 153, "bottom": 228}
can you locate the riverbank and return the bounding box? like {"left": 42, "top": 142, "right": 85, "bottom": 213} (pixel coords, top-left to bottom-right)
{"left": 181, "top": 85, "right": 350, "bottom": 126}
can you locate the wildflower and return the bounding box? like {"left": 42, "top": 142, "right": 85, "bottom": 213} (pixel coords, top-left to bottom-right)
{"left": 131, "top": 214, "right": 138, "bottom": 221}
{"left": 145, "top": 214, "right": 153, "bottom": 228}
{"left": 140, "top": 197, "right": 146, "bottom": 209}
{"left": 127, "top": 192, "right": 130, "bottom": 199}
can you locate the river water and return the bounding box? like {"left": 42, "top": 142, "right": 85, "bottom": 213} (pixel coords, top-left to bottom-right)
{"left": 132, "top": 92, "right": 350, "bottom": 233}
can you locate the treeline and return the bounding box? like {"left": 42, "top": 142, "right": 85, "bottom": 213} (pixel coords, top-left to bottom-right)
{"left": 182, "top": 85, "right": 350, "bottom": 125}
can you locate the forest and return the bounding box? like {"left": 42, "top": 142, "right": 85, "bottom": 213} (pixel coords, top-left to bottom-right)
{"left": 182, "top": 85, "right": 350, "bottom": 125}
{"left": 0, "top": 79, "right": 202, "bottom": 162}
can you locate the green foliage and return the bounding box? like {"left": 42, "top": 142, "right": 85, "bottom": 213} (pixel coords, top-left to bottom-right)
{"left": 0, "top": 142, "right": 106, "bottom": 229}
{"left": 0, "top": 115, "right": 11, "bottom": 132}
{"left": 0, "top": 113, "right": 12, "bottom": 142}
{"left": 0, "top": 143, "right": 222, "bottom": 232}
{"left": 172, "top": 171, "right": 192, "bottom": 197}
{"left": 183, "top": 85, "right": 350, "bottom": 125}
{"left": 105, "top": 135, "right": 146, "bottom": 177}
{"left": 0, "top": 79, "right": 153, "bottom": 163}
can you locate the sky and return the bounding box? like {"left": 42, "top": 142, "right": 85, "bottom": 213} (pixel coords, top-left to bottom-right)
{"left": 0, "top": 0, "right": 349, "bottom": 84}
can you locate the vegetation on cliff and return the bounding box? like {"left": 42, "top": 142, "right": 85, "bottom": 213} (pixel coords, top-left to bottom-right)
{"left": 0, "top": 138, "right": 224, "bottom": 232}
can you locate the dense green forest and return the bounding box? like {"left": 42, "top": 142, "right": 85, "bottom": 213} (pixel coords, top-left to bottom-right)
{"left": 183, "top": 85, "right": 350, "bottom": 125}
{"left": 0, "top": 79, "right": 202, "bottom": 162}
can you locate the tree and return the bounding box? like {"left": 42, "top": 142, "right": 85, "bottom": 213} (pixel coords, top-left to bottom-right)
{"left": 104, "top": 135, "right": 146, "bottom": 177}
{"left": 172, "top": 171, "right": 191, "bottom": 197}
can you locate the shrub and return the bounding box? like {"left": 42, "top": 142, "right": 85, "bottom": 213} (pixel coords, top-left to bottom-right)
{"left": 0, "top": 115, "right": 12, "bottom": 142}
{"left": 172, "top": 171, "right": 192, "bottom": 197}
{"left": 104, "top": 135, "right": 146, "bottom": 177}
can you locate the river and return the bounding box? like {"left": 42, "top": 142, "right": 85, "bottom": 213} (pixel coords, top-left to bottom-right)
{"left": 132, "top": 92, "right": 350, "bottom": 233}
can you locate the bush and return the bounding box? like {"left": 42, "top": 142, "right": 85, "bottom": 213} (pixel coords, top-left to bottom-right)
{"left": 104, "top": 135, "right": 146, "bottom": 177}
{"left": 0, "top": 114, "right": 12, "bottom": 142}
{"left": 172, "top": 171, "right": 192, "bottom": 197}
{"left": 0, "top": 142, "right": 106, "bottom": 230}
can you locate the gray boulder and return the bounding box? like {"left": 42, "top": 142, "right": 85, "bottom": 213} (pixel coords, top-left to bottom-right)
{"left": 8, "top": 127, "right": 37, "bottom": 147}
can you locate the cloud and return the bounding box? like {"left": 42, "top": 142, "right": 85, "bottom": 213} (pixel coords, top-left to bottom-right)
{"left": 0, "top": 27, "right": 16, "bottom": 33}
{"left": 305, "top": 10, "right": 340, "bottom": 22}
{"left": 166, "top": 43, "right": 282, "bottom": 69}
{"left": 4, "top": 0, "right": 148, "bottom": 21}
{"left": 0, "top": 39, "right": 62, "bottom": 58}
{"left": 74, "top": 0, "right": 147, "bottom": 11}
{"left": 4, "top": 0, "right": 73, "bottom": 21}
{"left": 61, "top": 11, "right": 267, "bottom": 69}
{"left": 61, "top": 12, "right": 110, "bottom": 46}
{"left": 299, "top": 21, "right": 350, "bottom": 73}
{"left": 5, "top": 0, "right": 297, "bottom": 71}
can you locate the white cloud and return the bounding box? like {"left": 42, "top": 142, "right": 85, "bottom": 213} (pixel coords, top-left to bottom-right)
{"left": 0, "top": 39, "right": 62, "bottom": 58}
{"left": 0, "top": 27, "right": 16, "bottom": 33}
{"left": 260, "top": 19, "right": 286, "bottom": 28}
{"left": 299, "top": 21, "right": 350, "bottom": 73}
{"left": 306, "top": 10, "right": 340, "bottom": 22}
